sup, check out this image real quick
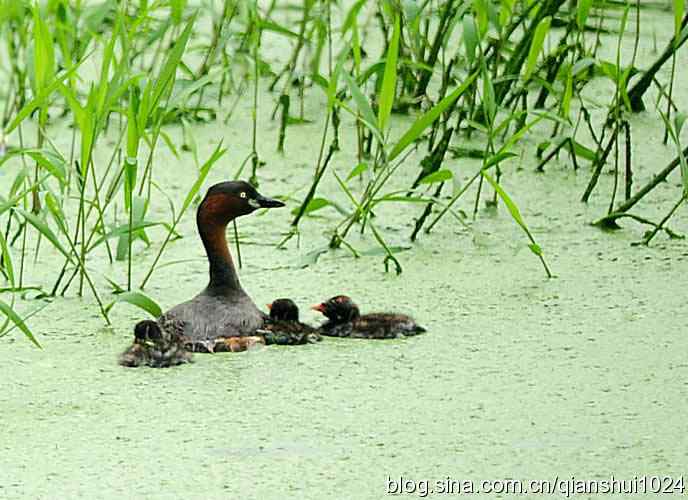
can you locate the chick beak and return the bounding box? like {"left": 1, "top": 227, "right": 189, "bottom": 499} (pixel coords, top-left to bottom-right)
{"left": 266, "top": 303, "right": 272, "bottom": 310}
{"left": 311, "top": 303, "right": 326, "bottom": 313}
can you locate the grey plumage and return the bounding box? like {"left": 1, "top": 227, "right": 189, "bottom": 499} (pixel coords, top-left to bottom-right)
{"left": 160, "top": 289, "right": 267, "bottom": 350}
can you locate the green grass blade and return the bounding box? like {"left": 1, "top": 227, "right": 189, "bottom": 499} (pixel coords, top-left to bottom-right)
{"left": 482, "top": 62, "right": 496, "bottom": 124}
{"left": 170, "top": 0, "right": 187, "bottom": 24}
{"left": 333, "top": 171, "right": 362, "bottom": 211}
{"left": 562, "top": 68, "right": 573, "bottom": 121}
{"left": 26, "top": 149, "right": 67, "bottom": 186}
{"left": 32, "top": 6, "right": 55, "bottom": 93}
{"left": 342, "top": 0, "right": 367, "bottom": 34}
{"left": 342, "top": 72, "right": 379, "bottom": 135}
{"left": 674, "top": 0, "right": 685, "bottom": 42}
{"left": 44, "top": 192, "right": 70, "bottom": 237}
{"left": 419, "top": 169, "right": 453, "bottom": 184}
{"left": 58, "top": 83, "right": 96, "bottom": 173}
{"left": 0, "top": 230, "right": 14, "bottom": 286}
{"left": 346, "top": 162, "right": 369, "bottom": 181}
{"left": 660, "top": 110, "right": 688, "bottom": 196}
{"left": 78, "top": 87, "right": 97, "bottom": 176}
{"left": 577, "top": 0, "right": 593, "bottom": 31}
{"left": 524, "top": 16, "right": 551, "bottom": 81}
{"left": 389, "top": 71, "right": 478, "bottom": 161}
{"left": 58, "top": 83, "right": 87, "bottom": 137}
{"left": 482, "top": 171, "right": 526, "bottom": 229}
{"left": 289, "top": 197, "right": 332, "bottom": 216}
{"left": 0, "top": 299, "right": 41, "bottom": 348}
{"left": 259, "top": 19, "right": 300, "bottom": 39}
{"left": 481, "top": 152, "right": 516, "bottom": 172}
{"left": 463, "top": 15, "right": 479, "bottom": 65}
{"left": 497, "top": 114, "right": 545, "bottom": 155}
{"left": 327, "top": 48, "right": 347, "bottom": 110}
{"left": 378, "top": 14, "right": 400, "bottom": 131}
{"left": 482, "top": 171, "right": 552, "bottom": 277}
{"left": 151, "top": 14, "right": 196, "bottom": 112}
{"left": 89, "top": 221, "right": 164, "bottom": 253}
{"left": 1, "top": 148, "right": 67, "bottom": 186}
{"left": 677, "top": 23, "right": 688, "bottom": 46}
{"left": 95, "top": 18, "right": 120, "bottom": 118}
{"left": 105, "top": 291, "right": 162, "bottom": 318}
{"left": 181, "top": 141, "right": 226, "bottom": 214}
{"left": 125, "top": 88, "right": 140, "bottom": 211}
{"left": 16, "top": 209, "right": 74, "bottom": 263}
{"left": 565, "top": 140, "right": 597, "bottom": 162}
{"left": 4, "top": 60, "right": 86, "bottom": 134}
{"left": 368, "top": 222, "right": 402, "bottom": 275}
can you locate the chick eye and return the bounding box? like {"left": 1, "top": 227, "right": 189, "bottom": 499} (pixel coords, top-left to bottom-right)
{"left": 239, "top": 192, "right": 247, "bottom": 199}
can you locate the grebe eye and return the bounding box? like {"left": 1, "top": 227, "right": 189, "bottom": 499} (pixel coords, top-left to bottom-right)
{"left": 239, "top": 192, "right": 247, "bottom": 199}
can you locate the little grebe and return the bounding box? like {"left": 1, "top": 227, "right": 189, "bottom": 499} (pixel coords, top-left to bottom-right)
{"left": 142, "top": 181, "right": 285, "bottom": 353}
{"left": 119, "top": 320, "right": 192, "bottom": 368}
{"left": 312, "top": 295, "right": 426, "bottom": 339}
{"left": 258, "top": 298, "right": 321, "bottom": 345}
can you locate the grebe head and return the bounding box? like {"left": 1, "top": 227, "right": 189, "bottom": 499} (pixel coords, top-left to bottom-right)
{"left": 267, "top": 298, "right": 300, "bottom": 321}
{"left": 312, "top": 295, "right": 360, "bottom": 323}
{"left": 133, "top": 320, "right": 162, "bottom": 344}
{"left": 199, "top": 181, "right": 285, "bottom": 224}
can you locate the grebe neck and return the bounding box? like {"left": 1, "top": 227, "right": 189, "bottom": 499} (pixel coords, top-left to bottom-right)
{"left": 197, "top": 216, "right": 242, "bottom": 292}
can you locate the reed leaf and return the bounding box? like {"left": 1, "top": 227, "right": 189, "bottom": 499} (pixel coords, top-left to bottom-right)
{"left": 419, "top": 170, "right": 453, "bottom": 184}
{"left": 181, "top": 141, "right": 226, "bottom": 215}
{"left": 0, "top": 230, "right": 14, "bottom": 286}
{"left": 32, "top": 6, "right": 55, "bottom": 94}
{"left": 524, "top": 16, "right": 551, "bottom": 81}
{"left": 44, "top": 192, "right": 69, "bottom": 237}
{"left": 342, "top": 72, "right": 379, "bottom": 135}
{"left": 562, "top": 68, "right": 573, "bottom": 120}
{"left": 378, "top": 14, "right": 400, "bottom": 131}
{"left": 5, "top": 62, "right": 85, "bottom": 134}
{"left": 90, "top": 221, "right": 167, "bottom": 253}
{"left": 16, "top": 209, "right": 74, "bottom": 263}
{"left": 484, "top": 151, "right": 517, "bottom": 170}
{"left": 482, "top": 171, "right": 551, "bottom": 277}
{"left": 482, "top": 62, "right": 496, "bottom": 124}
{"left": 674, "top": 0, "right": 685, "bottom": 42}
{"left": 389, "top": 71, "right": 478, "bottom": 161}
{"left": 346, "top": 162, "right": 369, "bottom": 181}
{"left": 105, "top": 291, "right": 163, "bottom": 318}
{"left": 147, "top": 14, "right": 196, "bottom": 122}
{"left": 0, "top": 299, "right": 41, "bottom": 348}
{"left": 125, "top": 88, "right": 140, "bottom": 212}
{"left": 0, "top": 148, "right": 67, "bottom": 185}
{"left": 463, "top": 15, "right": 479, "bottom": 65}
{"left": 290, "top": 197, "right": 332, "bottom": 216}
{"left": 577, "top": 0, "right": 593, "bottom": 31}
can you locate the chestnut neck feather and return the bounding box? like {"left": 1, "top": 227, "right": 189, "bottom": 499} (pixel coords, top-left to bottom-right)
{"left": 197, "top": 196, "right": 242, "bottom": 292}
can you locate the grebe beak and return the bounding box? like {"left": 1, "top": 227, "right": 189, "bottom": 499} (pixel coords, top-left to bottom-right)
{"left": 266, "top": 303, "right": 272, "bottom": 310}
{"left": 311, "top": 303, "right": 326, "bottom": 313}
{"left": 249, "top": 193, "right": 285, "bottom": 209}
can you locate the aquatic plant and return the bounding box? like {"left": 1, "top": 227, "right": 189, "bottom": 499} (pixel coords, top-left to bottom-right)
{"left": 1, "top": 0, "right": 687, "bottom": 343}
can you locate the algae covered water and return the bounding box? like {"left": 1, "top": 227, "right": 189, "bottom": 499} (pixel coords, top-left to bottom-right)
{"left": 2, "top": 2, "right": 688, "bottom": 499}
{"left": 3, "top": 158, "right": 688, "bottom": 499}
